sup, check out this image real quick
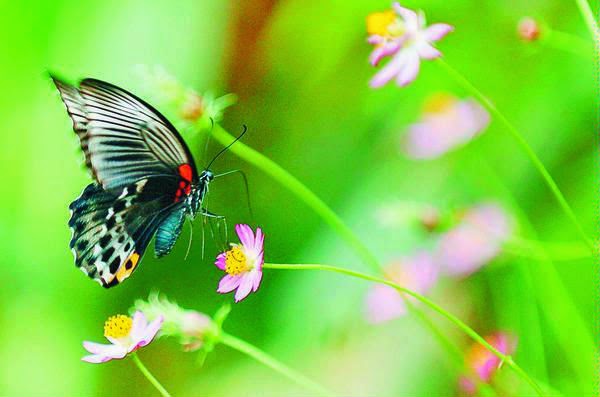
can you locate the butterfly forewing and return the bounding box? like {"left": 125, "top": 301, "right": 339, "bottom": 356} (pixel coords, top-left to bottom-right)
{"left": 52, "top": 76, "right": 198, "bottom": 190}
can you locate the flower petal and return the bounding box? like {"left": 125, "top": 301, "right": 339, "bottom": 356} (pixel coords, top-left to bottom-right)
{"left": 254, "top": 227, "right": 264, "bottom": 253}
{"left": 235, "top": 224, "right": 255, "bottom": 250}
{"left": 255, "top": 251, "right": 264, "bottom": 270}
{"left": 416, "top": 41, "right": 441, "bottom": 60}
{"left": 423, "top": 23, "right": 454, "bottom": 42}
{"left": 129, "top": 311, "right": 148, "bottom": 340}
{"left": 134, "top": 315, "right": 164, "bottom": 349}
{"left": 369, "top": 40, "right": 402, "bottom": 66}
{"left": 82, "top": 343, "right": 127, "bottom": 363}
{"left": 234, "top": 275, "right": 254, "bottom": 302}
{"left": 82, "top": 354, "right": 113, "bottom": 364}
{"left": 83, "top": 341, "right": 118, "bottom": 355}
{"left": 367, "top": 34, "right": 384, "bottom": 45}
{"left": 217, "top": 274, "right": 242, "bottom": 293}
{"left": 396, "top": 50, "right": 420, "bottom": 87}
{"left": 370, "top": 51, "right": 408, "bottom": 88}
{"left": 251, "top": 270, "right": 263, "bottom": 292}
{"left": 393, "top": 3, "right": 419, "bottom": 33}
{"left": 215, "top": 252, "right": 226, "bottom": 270}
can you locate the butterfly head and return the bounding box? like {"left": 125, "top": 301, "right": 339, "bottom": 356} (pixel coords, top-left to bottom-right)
{"left": 200, "top": 169, "right": 215, "bottom": 182}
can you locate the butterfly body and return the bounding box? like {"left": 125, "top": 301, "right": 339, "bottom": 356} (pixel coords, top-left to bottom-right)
{"left": 52, "top": 75, "right": 218, "bottom": 288}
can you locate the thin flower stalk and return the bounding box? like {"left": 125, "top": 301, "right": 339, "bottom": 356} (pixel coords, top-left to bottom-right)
{"left": 544, "top": 28, "right": 594, "bottom": 59}
{"left": 131, "top": 353, "right": 172, "bottom": 397}
{"left": 435, "top": 58, "right": 595, "bottom": 254}
{"left": 503, "top": 238, "right": 593, "bottom": 262}
{"left": 219, "top": 332, "right": 335, "bottom": 397}
{"left": 574, "top": 0, "right": 599, "bottom": 40}
{"left": 262, "top": 263, "right": 545, "bottom": 397}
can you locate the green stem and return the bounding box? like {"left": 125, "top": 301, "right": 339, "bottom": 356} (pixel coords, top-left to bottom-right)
{"left": 574, "top": 0, "right": 599, "bottom": 40}
{"left": 504, "top": 238, "right": 592, "bottom": 262}
{"left": 131, "top": 353, "right": 172, "bottom": 397}
{"left": 543, "top": 28, "right": 594, "bottom": 59}
{"left": 211, "top": 124, "right": 381, "bottom": 273}
{"left": 263, "top": 263, "right": 545, "bottom": 397}
{"left": 219, "top": 332, "right": 335, "bottom": 397}
{"left": 436, "top": 58, "right": 595, "bottom": 254}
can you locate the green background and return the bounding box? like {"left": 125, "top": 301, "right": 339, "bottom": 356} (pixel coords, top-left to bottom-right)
{"left": 0, "top": 0, "right": 596, "bottom": 396}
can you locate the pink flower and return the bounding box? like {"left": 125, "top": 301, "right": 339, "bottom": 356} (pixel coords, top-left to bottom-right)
{"left": 215, "top": 224, "right": 264, "bottom": 302}
{"left": 367, "top": 3, "right": 453, "bottom": 88}
{"left": 436, "top": 203, "right": 512, "bottom": 277}
{"left": 82, "top": 311, "right": 163, "bottom": 363}
{"left": 365, "top": 252, "right": 438, "bottom": 323}
{"left": 403, "top": 93, "right": 490, "bottom": 159}
{"left": 459, "top": 332, "right": 517, "bottom": 395}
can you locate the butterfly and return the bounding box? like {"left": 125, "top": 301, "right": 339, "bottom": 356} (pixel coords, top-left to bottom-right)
{"left": 52, "top": 75, "right": 226, "bottom": 288}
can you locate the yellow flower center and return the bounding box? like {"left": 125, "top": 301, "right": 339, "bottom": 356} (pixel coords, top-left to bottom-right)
{"left": 422, "top": 93, "right": 457, "bottom": 114}
{"left": 367, "top": 10, "right": 403, "bottom": 37}
{"left": 104, "top": 314, "right": 133, "bottom": 339}
{"left": 225, "top": 246, "right": 250, "bottom": 275}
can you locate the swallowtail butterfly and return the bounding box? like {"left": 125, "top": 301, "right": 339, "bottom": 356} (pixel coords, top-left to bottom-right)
{"left": 52, "top": 75, "right": 220, "bottom": 288}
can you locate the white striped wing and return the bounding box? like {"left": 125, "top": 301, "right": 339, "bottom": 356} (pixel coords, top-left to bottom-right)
{"left": 52, "top": 76, "right": 197, "bottom": 190}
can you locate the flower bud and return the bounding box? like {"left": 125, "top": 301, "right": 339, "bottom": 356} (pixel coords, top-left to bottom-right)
{"left": 517, "top": 17, "right": 541, "bottom": 41}
{"left": 180, "top": 92, "right": 204, "bottom": 121}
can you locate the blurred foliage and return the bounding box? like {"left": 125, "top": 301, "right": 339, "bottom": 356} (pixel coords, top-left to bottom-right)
{"left": 0, "top": 0, "right": 596, "bottom": 396}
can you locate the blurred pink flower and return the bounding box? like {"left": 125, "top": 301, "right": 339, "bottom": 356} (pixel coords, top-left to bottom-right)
{"left": 459, "top": 332, "right": 517, "bottom": 394}
{"left": 82, "top": 312, "right": 163, "bottom": 363}
{"left": 517, "top": 17, "right": 541, "bottom": 41}
{"left": 215, "top": 224, "right": 264, "bottom": 302}
{"left": 180, "top": 312, "right": 213, "bottom": 352}
{"left": 367, "top": 3, "right": 453, "bottom": 88}
{"left": 365, "top": 252, "right": 438, "bottom": 323}
{"left": 436, "top": 203, "right": 512, "bottom": 277}
{"left": 133, "top": 292, "right": 213, "bottom": 352}
{"left": 403, "top": 93, "right": 490, "bottom": 159}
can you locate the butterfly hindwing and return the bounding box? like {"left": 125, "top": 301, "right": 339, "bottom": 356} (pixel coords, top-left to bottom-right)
{"left": 69, "top": 178, "right": 181, "bottom": 288}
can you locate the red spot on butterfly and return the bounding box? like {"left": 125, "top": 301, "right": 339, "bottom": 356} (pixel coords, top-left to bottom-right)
{"left": 174, "top": 163, "right": 193, "bottom": 202}
{"left": 178, "top": 164, "right": 193, "bottom": 182}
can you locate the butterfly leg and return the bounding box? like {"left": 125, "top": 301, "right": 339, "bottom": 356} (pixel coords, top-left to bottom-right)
{"left": 201, "top": 208, "right": 229, "bottom": 249}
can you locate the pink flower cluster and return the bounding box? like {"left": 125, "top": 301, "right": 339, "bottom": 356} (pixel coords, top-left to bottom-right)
{"left": 459, "top": 332, "right": 517, "bottom": 395}
{"left": 403, "top": 93, "right": 490, "bottom": 159}
{"left": 366, "top": 203, "right": 512, "bottom": 324}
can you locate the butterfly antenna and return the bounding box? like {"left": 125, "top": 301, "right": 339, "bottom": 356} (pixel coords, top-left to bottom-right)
{"left": 184, "top": 219, "right": 194, "bottom": 261}
{"left": 205, "top": 124, "right": 247, "bottom": 169}
{"left": 213, "top": 169, "right": 253, "bottom": 219}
